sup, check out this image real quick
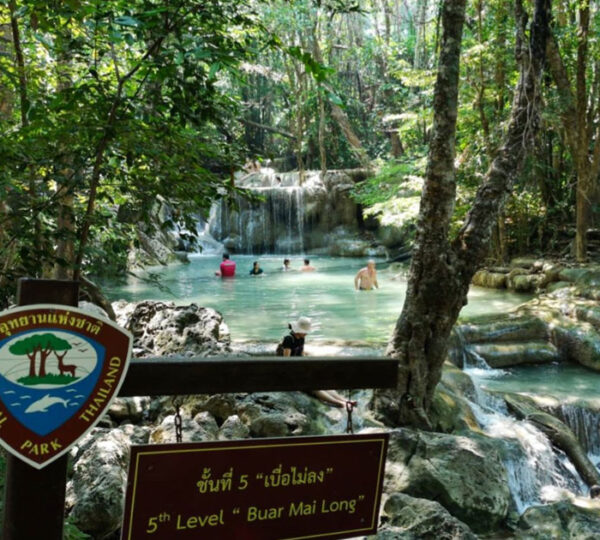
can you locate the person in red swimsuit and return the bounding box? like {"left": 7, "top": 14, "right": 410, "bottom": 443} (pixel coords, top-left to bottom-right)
{"left": 215, "top": 253, "right": 236, "bottom": 277}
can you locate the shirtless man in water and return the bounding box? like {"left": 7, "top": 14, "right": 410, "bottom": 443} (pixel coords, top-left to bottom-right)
{"left": 354, "top": 260, "right": 379, "bottom": 290}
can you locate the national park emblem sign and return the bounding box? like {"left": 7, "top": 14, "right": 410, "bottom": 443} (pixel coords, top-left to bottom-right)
{"left": 0, "top": 304, "right": 132, "bottom": 469}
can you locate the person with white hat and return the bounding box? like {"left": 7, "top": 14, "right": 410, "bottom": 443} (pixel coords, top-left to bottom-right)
{"left": 277, "top": 316, "right": 357, "bottom": 409}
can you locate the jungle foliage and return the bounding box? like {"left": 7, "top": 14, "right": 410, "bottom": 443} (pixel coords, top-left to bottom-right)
{"left": 0, "top": 0, "right": 262, "bottom": 305}
{"left": 1, "top": 0, "right": 600, "bottom": 307}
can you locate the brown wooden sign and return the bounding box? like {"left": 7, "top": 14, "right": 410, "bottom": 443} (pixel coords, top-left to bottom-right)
{"left": 122, "top": 433, "right": 388, "bottom": 540}
{"left": 0, "top": 304, "right": 132, "bottom": 469}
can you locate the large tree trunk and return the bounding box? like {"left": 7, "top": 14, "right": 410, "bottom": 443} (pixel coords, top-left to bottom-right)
{"left": 373, "top": 0, "right": 550, "bottom": 429}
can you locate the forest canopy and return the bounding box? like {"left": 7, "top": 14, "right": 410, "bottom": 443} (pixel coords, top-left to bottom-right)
{"left": 1, "top": 0, "right": 599, "bottom": 306}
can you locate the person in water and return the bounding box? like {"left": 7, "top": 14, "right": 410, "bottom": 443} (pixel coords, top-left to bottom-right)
{"left": 300, "top": 258, "right": 316, "bottom": 272}
{"left": 281, "top": 258, "right": 292, "bottom": 271}
{"left": 249, "top": 261, "right": 264, "bottom": 275}
{"left": 278, "top": 317, "right": 356, "bottom": 409}
{"left": 354, "top": 259, "right": 379, "bottom": 290}
{"left": 215, "top": 253, "right": 236, "bottom": 277}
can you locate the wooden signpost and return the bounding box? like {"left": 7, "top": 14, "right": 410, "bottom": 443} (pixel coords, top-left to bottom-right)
{"left": 0, "top": 279, "right": 398, "bottom": 540}
{"left": 122, "top": 434, "right": 388, "bottom": 539}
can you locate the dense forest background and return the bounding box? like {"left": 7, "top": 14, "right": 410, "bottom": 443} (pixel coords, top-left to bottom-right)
{"left": 1, "top": 0, "right": 599, "bottom": 307}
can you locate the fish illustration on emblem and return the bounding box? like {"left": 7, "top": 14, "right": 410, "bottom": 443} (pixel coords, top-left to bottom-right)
{"left": 0, "top": 305, "right": 132, "bottom": 469}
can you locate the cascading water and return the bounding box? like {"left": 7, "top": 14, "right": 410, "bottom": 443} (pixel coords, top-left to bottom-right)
{"left": 462, "top": 359, "right": 587, "bottom": 513}
{"left": 207, "top": 169, "right": 364, "bottom": 255}
{"left": 467, "top": 393, "right": 585, "bottom": 513}
{"left": 557, "top": 404, "right": 600, "bottom": 461}
{"left": 209, "top": 183, "right": 308, "bottom": 254}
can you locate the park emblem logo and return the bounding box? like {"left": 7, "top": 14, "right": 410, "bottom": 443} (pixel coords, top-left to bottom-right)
{"left": 0, "top": 304, "right": 132, "bottom": 469}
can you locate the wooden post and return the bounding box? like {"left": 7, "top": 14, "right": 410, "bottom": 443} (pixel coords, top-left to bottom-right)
{"left": 2, "top": 279, "right": 79, "bottom": 540}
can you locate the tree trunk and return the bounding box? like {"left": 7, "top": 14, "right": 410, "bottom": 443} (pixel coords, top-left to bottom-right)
{"left": 311, "top": 19, "right": 328, "bottom": 178}
{"left": 414, "top": 0, "right": 429, "bottom": 69}
{"left": 378, "top": 0, "right": 468, "bottom": 429}
{"left": 27, "top": 351, "right": 37, "bottom": 378}
{"left": 574, "top": 4, "right": 590, "bottom": 261}
{"left": 329, "top": 103, "right": 370, "bottom": 167}
{"left": 390, "top": 130, "right": 404, "bottom": 157}
{"left": 373, "top": 0, "right": 550, "bottom": 428}
{"left": 54, "top": 31, "right": 75, "bottom": 280}
{"left": 38, "top": 348, "right": 51, "bottom": 378}
{"left": 545, "top": 6, "right": 598, "bottom": 263}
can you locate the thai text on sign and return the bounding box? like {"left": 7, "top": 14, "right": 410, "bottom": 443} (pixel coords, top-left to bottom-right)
{"left": 121, "top": 433, "right": 388, "bottom": 539}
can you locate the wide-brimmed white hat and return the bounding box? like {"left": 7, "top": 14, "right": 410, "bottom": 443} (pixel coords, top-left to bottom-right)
{"left": 290, "top": 316, "right": 312, "bottom": 334}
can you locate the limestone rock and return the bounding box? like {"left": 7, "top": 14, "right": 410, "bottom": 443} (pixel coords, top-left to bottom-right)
{"left": 469, "top": 341, "right": 560, "bottom": 368}
{"left": 547, "top": 281, "right": 572, "bottom": 292}
{"left": 113, "top": 300, "right": 231, "bottom": 357}
{"left": 430, "top": 385, "right": 481, "bottom": 434}
{"left": 66, "top": 429, "right": 130, "bottom": 538}
{"left": 193, "top": 411, "right": 220, "bottom": 439}
{"left": 507, "top": 270, "right": 542, "bottom": 292}
{"left": 516, "top": 500, "right": 600, "bottom": 539}
{"left": 219, "top": 414, "right": 250, "bottom": 440}
{"left": 118, "top": 423, "right": 151, "bottom": 445}
{"left": 190, "top": 394, "right": 240, "bottom": 424}
{"left": 250, "top": 414, "right": 291, "bottom": 437}
{"left": 108, "top": 396, "right": 150, "bottom": 423}
{"left": 510, "top": 257, "right": 540, "bottom": 269}
{"left": 379, "top": 492, "right": 477, "bottom": 539}
{"left": 384, "top": 429, "right": 510, "bottom": 533}
{"left": 455, "top": 316, "right": 548, "bottom": 345}
{"left": 552, "top": 324, "right": 600, "bottom": 371}
{"left": 472, "top": 269, "right": 507, "bottom": 289}
{"left": 149, "top": 413, "right": 218, "bottom": 443}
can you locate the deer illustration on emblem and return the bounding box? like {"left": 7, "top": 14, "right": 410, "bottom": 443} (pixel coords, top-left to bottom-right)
{"left": 54, "top": 350, "right": 77, "bottom": 378}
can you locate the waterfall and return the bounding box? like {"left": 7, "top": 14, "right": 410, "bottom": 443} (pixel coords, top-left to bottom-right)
{"left": 194, "top": 214, "right": 223, "bottom": 254}
{"left": 557, "top": 404, "right": 600, "bottom": 460}
{"left": 453, "top": 327, "right": 492, "bottom": 371}
{"left": 466, "top": 374, "right": 586, "bottom": 513}
{"left": 209, "top": 185, "right": 307, "bottom": 254}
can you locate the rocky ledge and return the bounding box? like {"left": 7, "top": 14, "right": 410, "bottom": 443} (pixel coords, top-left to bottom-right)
{"left": 113, "top": 299, "right": 231, "bottom": 357}
{"left": 452, "top": 263, "right": 600, "bottom": 372}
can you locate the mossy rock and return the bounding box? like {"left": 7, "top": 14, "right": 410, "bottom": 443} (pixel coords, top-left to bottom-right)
{"left": 516, "top": 500, "right": 600, "bottom": 539}
{"left": 455, "top": 316, "right": 548, "bottom": 344}
{"left": 472, "top": 270, "right": 507, "bottom": 289}
{"left": 430, "top": 386, "right": 481, "bottom": 434}
{"left": 547, "top": 281, "right": 572, "bottom": 293}
{"left": 469, "top": 341, "right": 560, "bottom": 368}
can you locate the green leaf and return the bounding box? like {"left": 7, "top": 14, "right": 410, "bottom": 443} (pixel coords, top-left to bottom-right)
{"left": 114, "top": 15, "right": 141, "bottom": 27}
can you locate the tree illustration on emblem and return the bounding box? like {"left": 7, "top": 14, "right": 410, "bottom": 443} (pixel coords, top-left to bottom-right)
{"left": 9, "top": 334, "right": 77, "bottom": 385}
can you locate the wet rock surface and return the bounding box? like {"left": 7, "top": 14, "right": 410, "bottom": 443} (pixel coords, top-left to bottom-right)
{"left": 452, "top": 269, "right": 600, "bottom": 371}
{"left": 515, "top": 499, "right": 600, "bottom": 539}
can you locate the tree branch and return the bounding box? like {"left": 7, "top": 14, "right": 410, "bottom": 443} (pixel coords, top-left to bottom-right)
{"left": 240, "top": 118, "right": 296, "bottom": 139}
